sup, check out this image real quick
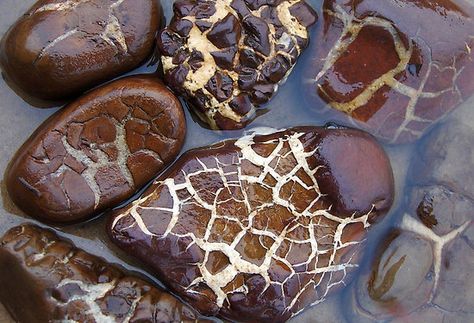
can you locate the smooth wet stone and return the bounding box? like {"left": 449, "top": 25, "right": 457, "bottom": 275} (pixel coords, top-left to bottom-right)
{"left": 6, "top": 75, "right": 186, "bottom": 224}
{"left": 0, "top": 0, "right": 161, "bottom": 101}
{"left": 158, "top": 0, "right": 317, "bottom": 130}
{"left": 0, "top": 224, "right": 205, "bottom": 323}
{"left": 351, "top": 116, "right": 474, "bottom": 321}
{"left": 108, "top": 126, "right": 394, "bottom": 322}
{"left": 305, "top": 0, "right": 474, "bottom": 143}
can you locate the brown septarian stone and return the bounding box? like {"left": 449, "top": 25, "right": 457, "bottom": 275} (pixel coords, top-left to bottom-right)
{"left": 107, "top": 126, "right": 394, "bottom": 322}
{"left": 351, "top": 117, "right": 474, "bottom": 321}
{"left": 307, "top": 0, "right": 474, "bottom": 143}
{"left": 5, "top": 75, "right": 186, "bottom": 224}
{"left": 0, "top": 0, "right": 161, "bottom": 101}
{"left": 0, "top": 224, "right": 204, "bottom": 323}
{"left": 157, "top": 0, "right": 318, "bottom": 130}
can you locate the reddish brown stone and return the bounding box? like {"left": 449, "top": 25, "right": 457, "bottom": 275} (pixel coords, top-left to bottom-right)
{"left": 6, "top": 75, "right": 186, "bottom": 224}
{"left": 0, "top": 224, "right": 205, "bottom": 323}
{"left": 158, "top": 0, "right": 318, "bottom": 130}
{"left": 306, "top": 0, "right": 474, "bottom": 143}
{"left": 107, "top": 126, "right": 394, "bottom": 322}
{"left": 0, "top": 0, "right": 161, "bottom": 101}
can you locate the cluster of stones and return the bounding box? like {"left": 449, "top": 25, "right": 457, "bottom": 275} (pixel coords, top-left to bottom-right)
{"left": 3, "top": 0, "right": 473, "bottom": 322}
{"left": 158, "top": 0, "right": 317, "bottom": 129}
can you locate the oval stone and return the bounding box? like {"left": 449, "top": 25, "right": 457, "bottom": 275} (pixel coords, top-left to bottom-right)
{"left": 107, "top": 126, "right": 394, "bottom": 322}
{"left": 0, "top": 0, "right": 161, "bottom": 101}
{"left": 6, "top": 75, "right": 186, "bottom": 224}
{"left": 305, "top": 0, "right": 474, "bottom": 143}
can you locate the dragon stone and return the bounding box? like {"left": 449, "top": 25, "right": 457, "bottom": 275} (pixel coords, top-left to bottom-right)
{"left": 108, "top": 126, "right": 394, "bottom": 322}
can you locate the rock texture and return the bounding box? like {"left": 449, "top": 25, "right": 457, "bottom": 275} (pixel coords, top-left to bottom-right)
{"left": 306, "top": 0, "right": 474, "bottom": 143}
{"left": 6, "top": 75, "right": 186, "bottom": 224}
{"left": 0, "top": 0, "right": 161, "bottom": 101}
{"left": 158, "top": 0, "right": 317, "bottom": 129}
{"left": 0, "top": 224, "right": 205, "bottom": 323}
{"left": 108, "top": 126, "right": 394, "bottom": 322}
{"left": 352, "top": 117, "right": 474, "bottom": 321}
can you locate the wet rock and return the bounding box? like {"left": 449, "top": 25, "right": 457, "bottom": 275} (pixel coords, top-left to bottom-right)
{"left": 0, "top": 0, "right": 161, "bottom": 101}
{"left": 351, "top": 115, "right": 474, "bottom": 321}
{"left": 157, "top": 0, "right": 318, "bottom": 130}
{"left": 108, "top": 126, "right": 394, "bottom": 322}
{"left": 6, "top": 75, "right": 186, "bottom": 224}
{"left": 0, "top": 224, "right": 205, "bottom": 323}
{"left": 305, "top": 0, "right": 474, "bottom": 143}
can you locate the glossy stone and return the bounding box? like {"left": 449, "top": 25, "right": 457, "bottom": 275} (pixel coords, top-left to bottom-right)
{"left": 157, "top": 0, "right": 317, "bottom": 130}
{"left": 306, "top": 0, "right": 474, "bottom": 143}
{"left": 6, "top": 75, "right": 186, "bottom": 224}
{"left": 351, "top": 115, "right": 474, "bottom": 321}
{"left": 108, "top": 126, "right": 394, "bottom": 322}
{"left": 0, "top": 224, "right": 204, "bottom": 323}
{"left": 0, "top": 0, "right": 161, "bottom": 101}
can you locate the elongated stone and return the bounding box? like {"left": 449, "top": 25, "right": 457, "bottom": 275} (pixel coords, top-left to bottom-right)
{"left": 108, "top": 126, "right": 394, "bottom": 322}
{"left": 0, "top": 224, "right": 205, "bottom": 323}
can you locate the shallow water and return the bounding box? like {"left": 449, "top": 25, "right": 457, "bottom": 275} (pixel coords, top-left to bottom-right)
{"left": 0, "top": 1, "right": 472, "bottom": 322}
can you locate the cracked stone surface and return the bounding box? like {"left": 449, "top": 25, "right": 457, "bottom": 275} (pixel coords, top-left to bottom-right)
{"left": 157, "top": 0, "right": 317, "bottom": 130}
{"left": 5, "top": 75, "right": 186, "bottom": 224}
{"left": 0, "top": 224, "right": 206, "bottom": 323}
{"left": 107, "top": 126, "right": 394, "bottom": 322}
{"left": 305, "top": 0, "right": 474, "bottom": 143}
{"left": 351, "top": 115, "right": 474, "bottom": 321}
{"left": 0, "top": 0, "right": 161, "bottom": 101}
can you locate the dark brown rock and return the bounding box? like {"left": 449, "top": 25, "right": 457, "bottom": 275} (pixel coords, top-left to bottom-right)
{"left": 0, "top": 0, "right": 161, "bottom": 102}
{"left": 157, "top": 0, "right": 318, "bottom": 130}
{"left": 306, "top": 0, "right": 474, "bottom": 143}
{"left": 0, "top": 224, "right": 205, "bottom": 323}
{"left": 6, "top": 75, "right": 186, "bottom": 224}
{"left": 107, "top": 126, "right": 394, "bottom": 322}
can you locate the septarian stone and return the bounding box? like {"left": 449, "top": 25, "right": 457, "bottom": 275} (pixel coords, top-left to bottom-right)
{"left": 0, "top": 224, "right": 205, "bottom": 322}
{"left": 107, "top": 126, "right": 394, "bottom": 322}
{"left": 157, "top": 0, "right": 318, "bottom": 130}
{"left": 306, "top": 0, "right": 474, "bottom": 143}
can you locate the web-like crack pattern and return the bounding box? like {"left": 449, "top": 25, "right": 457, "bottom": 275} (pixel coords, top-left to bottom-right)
{"left": 21, "top": 89, "right": 176, "bottom": 216}
{"left": 310, "top": 0, "right": 474, "bottom": 143}
{"left": 111, "top": 130, "right": 374, "bottom": 318}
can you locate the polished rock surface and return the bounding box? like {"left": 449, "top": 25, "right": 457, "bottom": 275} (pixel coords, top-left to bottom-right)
{"left": 158, "top": 0, "right": 317, "bottom": 129}
{"left": 0, "top": 224, "right": 205, "bottom": 323}
{"left": 306, "top": 0, "right": 474, "bottom": 143}
{"left": 0, "top": 0, "right": 161, "bottom": 102}
{"left": 108, "top": 126, "right": 394, "bottom": 322}
{"left": 6, "top": 75, "right": 186, "bottom": 224}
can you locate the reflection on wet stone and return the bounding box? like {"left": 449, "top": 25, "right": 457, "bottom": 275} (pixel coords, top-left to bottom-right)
{"left": 0, "top": 224, "right": 205, "bottom": 322}
{"left": 352, "top": 113, "right": 474, "bottom": 321}
{"left": 306, "top": 0, "right": 474, "bottom": 143}
{"left": 0, "top": 0, "right": 161, "bottom": 101}
{"left": 108, "top": 126, "right": 394, "bottom": 322}
{"left": 5, "top": 75, "right": 186, "bottom": 224}
{"left": 158, "top": 0, "right": 318, "bottom": 130}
